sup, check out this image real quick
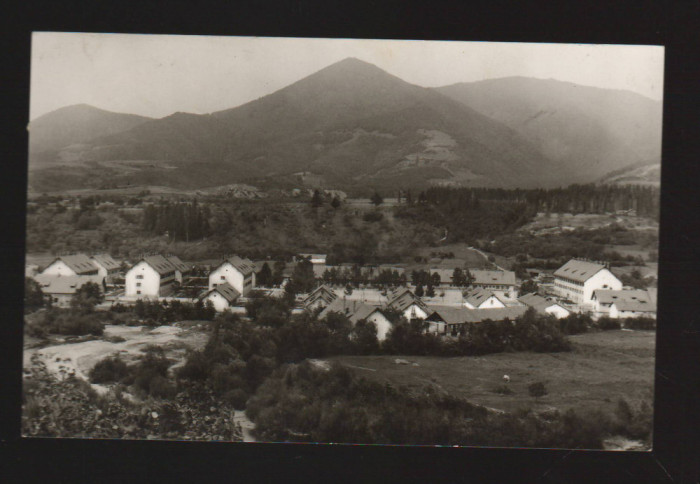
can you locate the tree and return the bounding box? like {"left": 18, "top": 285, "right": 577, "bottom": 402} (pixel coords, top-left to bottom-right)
{"left": 291, "top": 259, "right": 316, "bottom": 294}
{"left": 257, "top": 262, "right": 272, "bottom": 287}
{"left": 430, "top": 272, "right": 441, "bottom": 288}
{"left": 311, "top": 190, "right": 323, "bottom": 208}
{"left": 520, "top": 279, "right": 539, "bottom": 295}
{"left": 24, "top": 277, "right": 45, "bottom": 312}
{"left": 415, "top": 284, "right": 424, "bottom": 297}
{"left": 71, "top": 282, "right": 104, "bottom": 312}
{"left": 452, "top": 267, "right": 466, "bottom": 287}
{"left": 331, "top": 197, "right": 341, "bottom": 209}
{"left": 370, "top": 192, "right": 384, "bottom": 207}
{"left": 426, "top": 283, "right": 435, "bottom": 297}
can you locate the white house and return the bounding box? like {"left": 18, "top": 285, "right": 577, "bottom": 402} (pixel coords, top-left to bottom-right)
{"left": 518, "top": 293, "right": 571, "bottom": 319}
{"left": 41, "top": 254, "right": 99, "bottom": 277}
{"left": 200, "top": 282, "right": 240, "bottom": 312}
{"left": 318, "top": 298, "right": 393, "bottom": 341}
{"left": 209, "top": 256, "right": 256, "bottom": 296}
{"left": 470, "top": 270, "right": 518, "bottom": 298}
{"left": 297, "top": 253, "right": 327, "bottom": 265}
{"left": 592, "top": 289, "right": 656, "bottom": 318}
{"left": 34, "top": 274, "right": 105, "bottom": 307}
{"left": 125, "top": 255, "right": 178, "bottom": 298}
{"left": 386, "top": 287, "right": 430, "bottom": 321}
{"left": 463, "top": 288, "right": 507, "bottom": 309}
{"left": 553, "top": 259, "right": 622, "bottom": 306}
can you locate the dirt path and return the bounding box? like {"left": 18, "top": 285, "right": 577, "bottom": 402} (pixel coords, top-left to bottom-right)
{"left": 233, "top": 411, "right": 257, "bottom": 442}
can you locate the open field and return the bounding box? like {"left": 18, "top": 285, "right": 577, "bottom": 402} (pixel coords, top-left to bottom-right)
{"left": 519, "top": 212, "right": 658, "bottom": 235}
{"left": 327, "top": 330, "right": 655, "bottom": 415}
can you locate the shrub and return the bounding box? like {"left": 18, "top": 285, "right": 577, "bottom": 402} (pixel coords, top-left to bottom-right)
{"left": 363, "top": 211, "right": 384, "bottom": 223}
{"left": 223, "top": 388, "right": 249, "bottom": 409}
{"left": 528, "top": 382, "right": 548, "bottom": 398}
{"left": 623, "top": 317, "right": 656, "bottom": 330}
{"left": 596, "top": 317, "right": 621, "bottom": 331}
{"left": 494, "top": 385, "right": 514, "bottom": 395}
{"left": 89, "top": 355, "right": 130, "bottom": 384}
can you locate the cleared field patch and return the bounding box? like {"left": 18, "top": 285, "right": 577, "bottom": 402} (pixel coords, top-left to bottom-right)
{"left": 327, "top": 330, "right": 655, "bottom": 415}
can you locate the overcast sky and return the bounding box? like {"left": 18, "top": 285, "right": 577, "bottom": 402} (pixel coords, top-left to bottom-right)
{"left": 30, "top": 33, "right": 664, "bottom": 121}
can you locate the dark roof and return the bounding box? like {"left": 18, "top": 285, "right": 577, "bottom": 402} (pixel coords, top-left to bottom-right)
{"left": 166, "top": 255, "right": 190, "bottom": 273}
{"left": 203, "top": 282, "right": 240, "bottom": 304}
{"left": 427, "top": 305, "right": 528, "bottom": 325}
{"left": 317, "top": 299, "right": 384, "bottom": 324}
{"left": 387, "top": 288, "right": 429, "bottom": 312}
{"left": 592, "top": 289, "right": 652, "bottom": 306}
{"left": 554, "top": 259, "right": 606, "bottom": 283}
{"left": 141, "top": 255, "right": 176, "bottom": 276}
{"left": 518, "top": 293, "right": 567, "bottom": 314}
{"left": 49, "top": 254, "right": 98, "bottom": 275}
{"left": 471, "top": 270, "right": 516, "bottom": 286}
{"left": 90, "top": 254, "right": 120, "bottom": 271}
{"left": 613, "top": 300, "right": 656, "bottom": 312}
{"left": 464, "top": 288, "right": 503, "bottom": 307}
{"left": 303, "top": 284, "right": 338, "bottom": 307}
{"left": 221, "top": 256, "right": 255, "bottom": 276}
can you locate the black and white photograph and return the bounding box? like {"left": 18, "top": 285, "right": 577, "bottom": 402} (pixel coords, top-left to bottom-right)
{"left": 22, "top": 33, "right": 664, "bottom": 450}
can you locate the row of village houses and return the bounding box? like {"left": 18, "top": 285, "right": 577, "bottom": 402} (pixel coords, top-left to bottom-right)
{"left": 28, "top": 254, "right": 657, "bottom": 339}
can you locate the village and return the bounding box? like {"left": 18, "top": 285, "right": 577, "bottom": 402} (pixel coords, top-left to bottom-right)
{"left": 26, "top": 249, "right": 657, "bottom": 341}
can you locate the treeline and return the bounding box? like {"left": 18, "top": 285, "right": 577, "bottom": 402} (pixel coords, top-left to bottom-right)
{"left": 141, "top": 200, "right": 211, "bottom": 242}
{"left": 413, "top": 184, "right": 659, "bottom": 220}
{"left": 246, "top": 361, "right": 652, "bottom": 448}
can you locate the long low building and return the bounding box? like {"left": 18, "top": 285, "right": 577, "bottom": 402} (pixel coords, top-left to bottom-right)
{"left": 317, "top": 298, "right": 393, "bottom": 341}
{"left": 592, "top": 289, "right": 657, "bottom": 318}
{"left": 425, "top": 305, "right": 528, "bottom": 336}
{"left": 34, "top": 274, "right": 105, "bottom": 307}
{"left": 553, "top": 259, "right": 622, "bottom": 305}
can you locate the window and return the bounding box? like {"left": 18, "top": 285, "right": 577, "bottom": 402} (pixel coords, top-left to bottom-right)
{"left": 221, "top": 276, "right": 226, "bottom": 280}
{"left": 136, "top": 275, "right": 143, "bottom": 280}
{"left": 136, "top": 290, "right": 141, "bottom": 295}
{"left": 136, "top": 282, "right": 141, "bottom": 287}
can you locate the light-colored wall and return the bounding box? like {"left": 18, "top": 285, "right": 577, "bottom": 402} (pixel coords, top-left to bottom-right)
{"left": 209, "top": 263, "right": 253, "bottom": 295}
{"left": 125, "top": 261, "right": 161, "bottom": 297}
{"left": 42, "top": 260, "right": 77, "bottom": 277}
{"left": 367, "top": 312, "right": 392, "bottom": 341}
{"left": 545, "top": 304, "right": 570, "bottom": 319}
{"left": 465, "top": 296, "right": 506, "bottom": 309}
{"left": 403, "top": 304, "right": 428, "bottom": 321}
{"left": 205, "top": 292, "right": 230, "bottom": 312}
{"left": 583, "top": 269, "right": 622, "bottom": 303}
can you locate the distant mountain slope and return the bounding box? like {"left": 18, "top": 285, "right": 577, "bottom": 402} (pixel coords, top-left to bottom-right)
{"left": 31, "top": 59, "right": 567, "bottom": 193}
{"left": 29, "top": 104, "right": 152, "bottom": 155}
{"left": 436, "top": 77, "right": 663, "bottom": 183}
{"left": 597, "top": 161, "right": 661, "bottom": 186}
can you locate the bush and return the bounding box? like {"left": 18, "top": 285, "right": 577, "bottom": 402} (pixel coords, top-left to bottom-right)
{"left": 223, "top": 388, "right": 249, "bottom": 410}
{"left": 596, "top": 317, "right": 621, "bottom": 331}
{"left": 363, "top": 211, "right": 384, "bottom": 223}
{"left": 528, "top": 382, "right": 548, "bottom": 397}
{"left": 623, "top": 317, "right": 656, "bottom": 330}
{"left": 494, "top": 385, "right": 514, "bottom": 395}
{"left": 89, "top": 355, "right": 130, "bottom": 384}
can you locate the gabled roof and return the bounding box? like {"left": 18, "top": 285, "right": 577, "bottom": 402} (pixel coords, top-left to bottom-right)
{"left": 48, "top": 254, "right": 98, "bottom": 275}
{"left": 592, "top": 289, "right": 652, "bottom": 306}
{"left": 518, "top": 293, "right": 567, "bottom": 314}
{"left": 612, "top": 300, "right": 656, "bottom": 313}
{"left": 427, "top": 305, "right": 528, "bottom": 325}
{"left": 464, "top": 288, "right": 503, "bottom": 307}
{"left": 166, "top": 255, "right": 190, "bottom": 273}
{"left": 34, "top": 274, "right": 105, "bottom": 295}
{"left": 387, "top": 288, "right": 429, "bottom": 312}
{"left": 217, "top": 256, "right": 255, "bottom": 276}
{"left": 471, "top": 270, "right": 516, "bottom": 286}
{"left": 90, "top": 254, "right": 120, "bottom": 271}
{"left": 303, "top": 284, "right": 338, "bottom": 307}
{"left": 140, "top": 255, "right": 177, "bottom": 276}
{"left": 554, "top": 259, "right": 607, "bottom": 283}
{"left": 202, "top": 282, "right": 240, "bottom": 304}
{"left": 317, "top": 298, "right": 384, "bottom": 324}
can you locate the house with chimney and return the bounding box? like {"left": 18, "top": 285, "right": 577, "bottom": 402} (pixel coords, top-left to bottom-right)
{"left": 554, "top": 259, "right": 622, "bottom": 306}
{"left": 209, "top": 256, "right": 256, "bottom": 296}
{"left": 386, "top": 287, "right": 430, "bottom": 321}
